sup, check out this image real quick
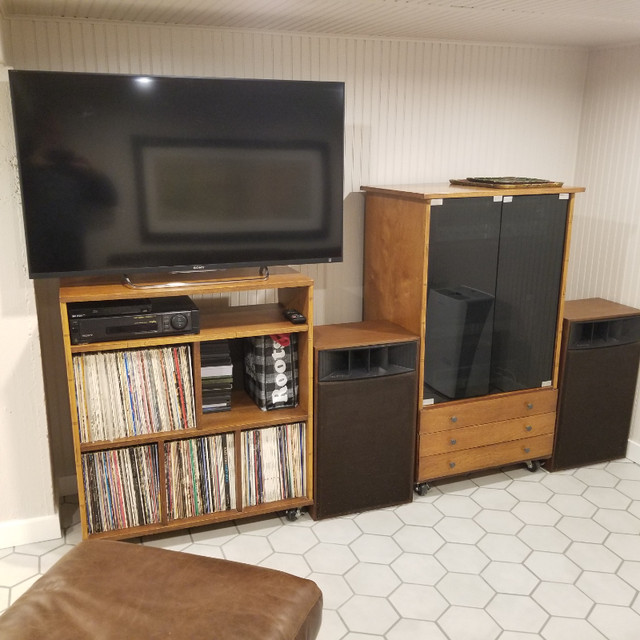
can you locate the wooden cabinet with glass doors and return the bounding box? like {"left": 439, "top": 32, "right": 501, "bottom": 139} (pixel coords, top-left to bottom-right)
{"left": 361, "top": 183, "right": 584, "bottom": 492}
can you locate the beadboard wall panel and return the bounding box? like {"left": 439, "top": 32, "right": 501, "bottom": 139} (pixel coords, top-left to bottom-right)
{"left": 571, "top": 44, "right": 640, "bottom": 449}
{"left": 2, "top": 18, "right": 589, "bottom": 488}
{"left": 4, "top": 18, "right": 588, "bottom": 326}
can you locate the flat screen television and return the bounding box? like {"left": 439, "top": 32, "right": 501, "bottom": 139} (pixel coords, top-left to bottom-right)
{"left": 9, "top": 70, "right": 345, "bottom": 279}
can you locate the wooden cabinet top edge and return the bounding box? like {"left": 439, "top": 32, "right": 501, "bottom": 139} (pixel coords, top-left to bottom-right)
{"left": 360, "top": 183, "right": 586, "bottom": 200}
{"left": 314, "top": 320, "right": 419, "bottom": 350}
{"left": 57, "top": 267, "right": 313, "bottom": 302}
{"left": 564, "top": 297, "right": 640, "bottom": 321}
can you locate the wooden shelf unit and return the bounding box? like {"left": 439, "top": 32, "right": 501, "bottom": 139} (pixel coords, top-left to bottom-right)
{"left": 56, "top": 267, "right": 314, "bottom": 539}
{"left": 361, "top": 183, "right": 585, "bottom": 486}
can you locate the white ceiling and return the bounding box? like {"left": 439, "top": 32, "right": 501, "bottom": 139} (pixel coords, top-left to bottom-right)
{"left": 2, "top": 0, "right": 640, "bottom": 48}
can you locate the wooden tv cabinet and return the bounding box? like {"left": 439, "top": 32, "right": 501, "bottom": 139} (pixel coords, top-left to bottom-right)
{"left": 52, "top": 267, "right": 314, "bottom": 539}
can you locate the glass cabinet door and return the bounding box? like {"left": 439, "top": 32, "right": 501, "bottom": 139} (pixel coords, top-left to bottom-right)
{"left": 492, "top": 194, "right": 568, "bottom": 392}
{"left": 423, "top": 194, "right": 568, "bottom": 404}
{"left": 424, "top": 197, "right": 502, "bottom": 403}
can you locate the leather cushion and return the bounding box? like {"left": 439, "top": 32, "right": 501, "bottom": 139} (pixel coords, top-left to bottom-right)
{"left": 0, "top": 539, "right": 322, "bottom": 639}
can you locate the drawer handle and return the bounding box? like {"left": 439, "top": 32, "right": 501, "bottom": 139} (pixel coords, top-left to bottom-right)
{"left": 526, "top": 402, "right": 534, "bottom": 410}
{"left": 450, "top": 416, "right": 458, "bottom": 423}
{"left": 449, "top": 462, "right": 456, "bottom": 469}
{"left": 524, "top": 447, "right": 531, "bottom": 454}
{"left": 450, "top": 439, "right": 457, "bottom": 446}
{"left": 525, "top": 425, "right": 533, "bottom": 432}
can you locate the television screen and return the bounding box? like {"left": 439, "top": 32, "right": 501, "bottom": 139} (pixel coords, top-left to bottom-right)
{"left": 9, "top": 70, "right": 345, "bottom": 278}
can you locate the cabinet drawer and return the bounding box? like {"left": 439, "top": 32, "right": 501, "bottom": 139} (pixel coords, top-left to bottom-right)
{"left": 419, "top": 412, "right": 555, "bottom": 457}
{"left": 420, "top": 388, "right": 558, "bottom": 434}
{"left": 418, "top": 432, "right": 554, "bottom": 481}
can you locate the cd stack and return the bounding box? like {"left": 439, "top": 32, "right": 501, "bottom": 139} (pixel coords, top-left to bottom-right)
{"left": 201, "top": 341, "right": 233, "bottom": 413}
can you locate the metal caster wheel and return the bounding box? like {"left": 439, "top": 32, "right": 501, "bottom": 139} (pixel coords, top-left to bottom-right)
{"left": 414, "top": 482, "right": 431, "bottom": 496}
{"left": 285, "top": 508, "right": 301, "bottom": 522}
{"left": 525, "top": 460, "right": 541, "bottom": 473}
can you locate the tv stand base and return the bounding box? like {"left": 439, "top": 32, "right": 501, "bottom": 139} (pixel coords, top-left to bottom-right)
{"left": 121, "top": 266, "right": 270, "bottom": 290}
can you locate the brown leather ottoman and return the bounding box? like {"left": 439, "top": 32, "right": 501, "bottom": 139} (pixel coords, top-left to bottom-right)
{"left": 0, "top": 539, "right": 322, "bottom": 639}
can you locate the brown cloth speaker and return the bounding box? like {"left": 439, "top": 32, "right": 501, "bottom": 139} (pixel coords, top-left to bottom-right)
{"left": 548, "top": 298, "right": 640, "bottom": 471}
{"left": 312, "top": 321, "right": 418, "bottom": 520}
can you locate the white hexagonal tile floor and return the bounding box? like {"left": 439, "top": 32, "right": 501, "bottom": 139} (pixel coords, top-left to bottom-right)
{"left": 5, "top": 459, "right": 640, "bottom": 639}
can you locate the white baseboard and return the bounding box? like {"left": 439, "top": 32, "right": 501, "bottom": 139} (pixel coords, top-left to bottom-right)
{"left": 0, "top": 514, "right": 61, "bottom": 549}
{"left": 626, "top": 439, "right": 640, "bottom": 465}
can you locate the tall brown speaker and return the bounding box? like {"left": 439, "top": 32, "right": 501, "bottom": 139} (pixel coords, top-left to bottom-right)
{"left": 312, "top": 321, "right": 419, "bottom": 520}
{"left": 548, "top": 298, "right": 640, "bottom": 471}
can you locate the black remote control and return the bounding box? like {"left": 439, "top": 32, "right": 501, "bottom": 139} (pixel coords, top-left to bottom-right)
{"left": 283, "top": 309, "right": 306, "bottom": 324}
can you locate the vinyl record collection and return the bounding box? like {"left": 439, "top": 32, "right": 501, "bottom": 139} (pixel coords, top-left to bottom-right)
{"left": 165, "top": 433, "right": 236, "bottom": 520}
{"left": 200, "top": 341, "right": 233, "bottom": 413}
{"left": 82, "top": 444, "right": 161, "bottom": 534}
{"left": 241, "top": 422, "right": 306, "bottom": 506}
{"left": 73, "top": 345, "right": 196, "bottom": 442}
